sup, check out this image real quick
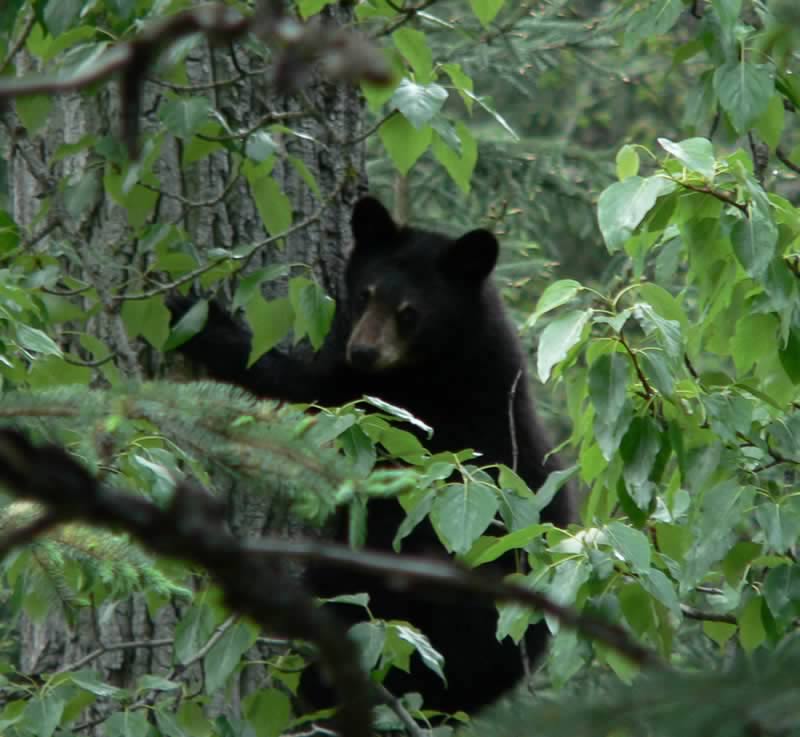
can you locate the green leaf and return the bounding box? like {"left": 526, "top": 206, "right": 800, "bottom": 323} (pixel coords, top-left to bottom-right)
{"left": 469, "top": 0, "right": 504, "bottom": 27}
{"left": 589, "top": 353, "right": 630, "bottom": 431}
{"left": 432, "top": 122, "right": 477, "bottom": 194}
{"left": 43, "top": 0, "right": 81, "bottom": 36}
{"left": 525, "top": 279, "right": 583, "bottom": 329}
{"left": 620, "top": 416, "right": 662, "bottom": 503}
{"left": 754, "top": 93, "right": 785, "bottom": 151}
{"left": 379, "top": 114, "right": 432, "bottom": 174}
{"left": 616, "top": 145, "right": 640, "bottom": 180}
{"left": 349, "top": 621, "right": 387, "bottom": 672}
{"left": 537, "top": 309, "right": 592, "bottom": 382}
{"left": 606, "top": 521, "right": 651, "bottom": 573}
{"left": 164, "top": 299, "right": 208, "bottom": 352}
{"left": 392, "top": 28, "right": 433, "bottom": 84}
{"left": 244, "top": 688, "right": 293, "bottom": 737}
{"left": 160, "top": 97, "right": 212, "bottom": 139}
{"left": 729, "top": 207, "right": 777, "bottom": 282}
{"left": 713, "top": 61, "right": 775, "bottom": 134}
{"left": 23, "top": 694, "right": 64, "bottom": 737}
{"left": 631, "top": 303, "right": 683, "bottom": 368}
{"left": 174, "top": 603, "right": 218, "bottom": 665}
{"left": 204, "top": 621, "right": 258, "bottom": 694}
{"left": 123, "top": 297, "right": 170, "bottom": 349}
{"left": 430, "top": 482, "right": 499, "bottom": 554}
{"left": 597, "top": 176, "right": 676, "bottom": 252}
{"left": 362, "top": 395, "right": 433, "bottom": 437}
{"left": 763, "top": 564, "right": 800, "bottom": 626}
{"left": 106, "top": 711, "right": 150, "bottom": 737}
{"left": 16, "top": 324, "right": 63, "bottom": 357}
{"left": 249, "top": 175, "right": 292, "bottom": 236}
{"left": 779, "top": 328, "right": 800, "bottom": 384}
{"left": 390, "top": 79, "right": 448, "bottom": 128}
{"left": 640, "top": 568, "right": 680, "bottom": 617}
{"left": 246, "top": 296, "right": 294, "bottom": 363}
{"left": 289, "top": 278, "right": 335, "bottom": 349}
{"left": 657, "top": 137, "right": 716, "bottom": 179}
{"left": 625, "top": 0, "right": 683, "bottom": 47}
{"left": 16, "top": 95, "right": 52, "bottom": 135}
{"left": 393, "top": 624, "right": 446, "bottom": 681}
{"left": 738, "top": 596, "right": 766, "bottom": 653}
{"left": 296, "top": 0, "right": 335, "bottom": 19}
{"left": 64, "top": 171, "right": 100, "bottom": 219}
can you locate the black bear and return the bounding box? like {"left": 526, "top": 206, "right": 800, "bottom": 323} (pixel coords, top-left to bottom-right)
{"left": 168, "top": 196, "right": 572, "bottom": 714}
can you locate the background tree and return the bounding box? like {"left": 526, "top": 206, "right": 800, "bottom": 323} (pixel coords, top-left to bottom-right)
{"left": 0, "top": 1, "right": 799, "bottom": 737}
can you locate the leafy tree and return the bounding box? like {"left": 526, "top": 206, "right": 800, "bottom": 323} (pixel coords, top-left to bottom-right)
{"left": 0, "top": 2, "right": 799, "bottom": 737}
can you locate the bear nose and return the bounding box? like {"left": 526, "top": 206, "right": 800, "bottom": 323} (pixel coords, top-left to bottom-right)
{"left": 349, "top": 344, "right": 379, "bottom": 369}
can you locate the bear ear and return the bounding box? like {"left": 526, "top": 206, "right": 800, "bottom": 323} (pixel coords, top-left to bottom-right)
{"left": 351, "top": 196, "right": 398, "bottom": 246}
{"left": 439, "top": 229, "right": 499, "bottom": 282}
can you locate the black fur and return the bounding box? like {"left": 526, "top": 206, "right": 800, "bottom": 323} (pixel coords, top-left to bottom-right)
{"left": 168, "top": 197, "right": 572, "bottom": 713}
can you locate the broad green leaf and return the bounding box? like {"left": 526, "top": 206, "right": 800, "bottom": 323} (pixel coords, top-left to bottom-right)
{"left": 164, "top": 299, "right": 208, "bottom": 352}
{"left": 631, "top": 303, "right": 683, "bottom": 368}
{"left": 394, "top": 624, "right": 446, "bottom": 681}
{"left": 246, "top": 296, "right": 294, "bottom": 362}
{"left": 442, "top": 63, "right": 474, "bottom": 111}
{"left": 597, "top": 176, "right": 676, "bottom": 252}
{"left": 430, "top": 482, "right": 498, "bottom": 554}
{"left": 248, "top": 175, "right": 292, "bottom": 236}
{"left": 616, "top": 145, "right": 640, "bottom": 180}
{"left": 432, "top": 122, "right": 477, "bottom": 194}
{"left": 244, "top": 688, "right": 293, "bottom": 737}
{"left": 606, "top": 521, "right": 651, "bottom": 573}
{"left": 160, "top": 97, "right": 212, "bottom": 139}
{"left": 778, "top": 328, "right": 800, "bottom": 384}
{"left": 625, "top": 0, "right": 683, "bottom": 47}
{"left": 64, "top": 171, "right": 100, "bottom": 219}
{"left": 174, "top": 603, "right": 218, "bottom": 665}
{"left": 712, "top": 0, "right": 742, "bottom": 32}
{"left": 362, "top": 395, "right": 433, "bottom": 436}
{"left": 106, "top": 711, "right": 150, "bottom": 737}
{"left": 754, "top": 93, "right": 785, "bottom": 151}
{"left": 296, "top": 0, "right": 335, "bottom": 19}
{"left": 756, "top": 498, "right": 800, "bottom": 553}
{"left": 468, "top": 523, "right": 550, "bottom": 566}
{"left": 16, "top": 324, "right": 63, "bottom": 357}
{"left": 393, "top": 28, "right": 433, "bottom": 84}
{"left": 640, "top": 568, "right": 680, "bottom": 617}
{"left": 713, "top": 61, "right": 775, "bottom": 134}
{"left": 23, "top": 694, "right": 64, "bottom": 737}
{"left": 682, "top": 480, "right": 754, "bottom": 591}
{"left": 379, "top": 114, "right": 432, "bottom": 174}
{"left": 233, "top": 264, "right": 290, "bottom": 310}
{"left": 390, "top": 79, "right": 448, "bottom": 128}
{"left": 729, "top": 208, "right": 777, "bottom": 282}
{"left": 43, "top": 0, "right": 81, "bottom": 36}
{"left": 204, "top": 621, "right": 258, "bottom": 695}
{"left": 620, "top": 416, "right": 662, "bottom": 507}
{"left": 589, "top": 353, "right": 630, "bottom": 431}
{"left": 16, "top": 95, "right": 52, "bottom": 136}
{"left": 537, "top": 309, "right": 592, "bottom": 382}
{"left": 657, "top": 137, "right": 715, "bottom": 179}
{"left": 738, "top": 596, "right": 766, "bottom": 653}
{"left": 525, "top": 279, "right": 583, "bottom": 329}
{"left": 289, "top": 278, "right": 335, "bottom": 349}
{"left": 469, "top": 0, "right": 504, "bottom": 27}
{"left": 122, "top": 296, "right": 170, "bottom": 349}
{"left": 349, "top": 621, "right": 387, "bottom": 672}
{"left": 763, "top": 564, "right": 800, "bottom": 627}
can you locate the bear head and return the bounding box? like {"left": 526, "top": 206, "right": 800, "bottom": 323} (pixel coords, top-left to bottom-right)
{"left": 344, "top": 196, "right": 499, "bottom": 372}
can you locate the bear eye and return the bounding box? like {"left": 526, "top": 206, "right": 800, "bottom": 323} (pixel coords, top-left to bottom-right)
{"left": 396, "top": 305, "right": 418, "bottom": 333}
{"left": 356, "top": 288, "right": 372, "bottom": 310}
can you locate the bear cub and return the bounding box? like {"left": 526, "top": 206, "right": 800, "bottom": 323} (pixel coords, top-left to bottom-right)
{"left": 168, "top": 196, "right": 572, "bottom": 714}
